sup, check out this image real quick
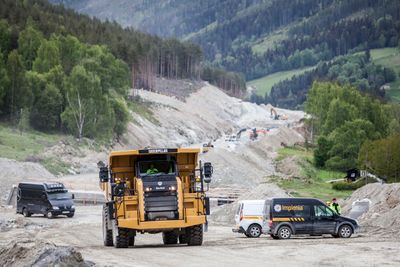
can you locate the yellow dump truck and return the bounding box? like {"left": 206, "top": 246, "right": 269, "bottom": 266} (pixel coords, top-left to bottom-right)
{"left": 98, "top": 148, "right": 213, "bottom": 248}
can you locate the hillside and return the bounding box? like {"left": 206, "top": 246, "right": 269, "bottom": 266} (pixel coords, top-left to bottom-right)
{"left": 51, "top": 0, "right": 400, "bottom": 81}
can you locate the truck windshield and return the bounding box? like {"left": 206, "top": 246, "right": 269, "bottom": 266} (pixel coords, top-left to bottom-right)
{"left": 47, "top": 192, "right": 71, "bottom": 200}
{"left": 138, "top": 161, "right": 177, "bottom": 177}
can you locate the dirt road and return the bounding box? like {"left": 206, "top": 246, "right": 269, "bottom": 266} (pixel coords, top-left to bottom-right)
{"left": 1, "top": 206, "right": 399, "bottom": 267}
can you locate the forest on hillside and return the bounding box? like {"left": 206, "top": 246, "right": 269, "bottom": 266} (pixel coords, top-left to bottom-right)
{"left": 305, "top": 82, "right": 400, "bottom": 182}
{"left": 261, "top": 51, "right": 398, "bottom": 109}
{"left": 52, "top": 0, "right": 400, "bottom": 81}
{"left": 0, "top": 0, "right": 246, "bottom": 97}
{"left": 0, "top": 0, "right": 248, "bottom": 141}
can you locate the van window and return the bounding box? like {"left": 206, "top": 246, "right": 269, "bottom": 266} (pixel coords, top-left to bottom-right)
{"left": 314, "top": 205, "right": 334, "bottom": 217}
{"left": 47, "top": 192, "right": 71, "bottom": 200}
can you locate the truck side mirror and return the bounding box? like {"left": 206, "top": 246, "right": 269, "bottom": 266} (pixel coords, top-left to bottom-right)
{"left": 99, "top": 166, "right": 109, "bottom": 183}
{"left": 203, "top": 162, "right": 213, "bottom": 183}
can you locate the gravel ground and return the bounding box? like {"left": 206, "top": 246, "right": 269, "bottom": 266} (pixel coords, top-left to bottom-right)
{"left": 1, "top": 206, "right": 399, "bottom": 267}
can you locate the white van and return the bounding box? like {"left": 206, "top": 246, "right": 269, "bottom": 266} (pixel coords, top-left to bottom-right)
{"left": 232, "top": 200, "right": 267, "bottom": 238}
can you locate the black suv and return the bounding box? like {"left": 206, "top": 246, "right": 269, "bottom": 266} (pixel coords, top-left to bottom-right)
{"left": 265, "top": 198, "right": 359, "bottom": 239}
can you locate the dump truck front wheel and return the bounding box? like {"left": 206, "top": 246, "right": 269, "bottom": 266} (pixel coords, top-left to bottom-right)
{"left": 102, "top": 205, "right": 113, "bottom": 246}
{"left": 187, "top": 225, "right": 203, "bottom": 246}
{"left": 162, "top": 231, "right": 178, "bottom": 245}
{"left": 113, "top": 227, "right": 129, "bottom": 248}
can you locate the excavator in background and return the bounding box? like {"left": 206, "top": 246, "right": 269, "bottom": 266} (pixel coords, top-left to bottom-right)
{"left": 270, "top": 108, "right": 288, "bottom": 120}
{"left": 99, "top": 148, "right": 213, "bottom": 248}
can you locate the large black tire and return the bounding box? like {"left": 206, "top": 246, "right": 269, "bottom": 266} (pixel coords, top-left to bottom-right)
{"left": 277, "top": 226, "right": 292, "bottom": 239}
{"left": 187, "top": 225, "right": 203, "bottom": 246}
{"left": 128, "top": 231, "right": 136, "bottom": 247}
{"left": 179, "top": 234, "right": 188, "bottom": 244}
{"left": 22, "top": 208, "right": 31, "bottom": 217}
{"left": 67, "top": 213, "right": 74, "bottom": 218}
{"left": 338, "top": 224, "right": 353, "bottom": 238}
{"left": 113, "top": 227, "right": 129, "bottom": 248}
{"left": 247, "top": 224, "right": 262, "bottom": 238}
{"left": 102, "top": 205, "right": 113, "bottom": 246}
{"left": 162, "top": 231, "right": 178, "bottom": 245}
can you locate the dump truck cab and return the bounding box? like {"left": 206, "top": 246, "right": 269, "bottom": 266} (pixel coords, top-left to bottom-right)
{"left": 99, "top": 148, "right": 213, "bottom": 248}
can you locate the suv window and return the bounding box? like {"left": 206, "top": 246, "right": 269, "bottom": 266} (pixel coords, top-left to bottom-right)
{"left": 314, "top": 205, "right": 334, "bottom": 217}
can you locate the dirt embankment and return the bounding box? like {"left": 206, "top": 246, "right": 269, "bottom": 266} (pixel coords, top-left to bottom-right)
{"left": 343, "top": 183, "right": 400, "bottom": 234}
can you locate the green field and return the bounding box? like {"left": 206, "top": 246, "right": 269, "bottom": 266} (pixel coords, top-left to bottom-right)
{"left": 273, "top": 147, "right": 350, "bottom": 202}
{"left": 370, "top": 47, "right": 400, "bottom": 102}
{"left": 0, "top": 123, "right": 61, "bottom": 161}
{"left": 248, "top": 66, "right": 315, "bottom": 96}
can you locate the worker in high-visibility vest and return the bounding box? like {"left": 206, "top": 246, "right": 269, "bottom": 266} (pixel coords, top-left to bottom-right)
{"left": 330, "top": 198, "right": 341, "bottom": 215}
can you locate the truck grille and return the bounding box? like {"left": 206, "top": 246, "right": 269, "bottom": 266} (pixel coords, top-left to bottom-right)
{"left": 144, "top": 191, "right": 178, "bottom": 220}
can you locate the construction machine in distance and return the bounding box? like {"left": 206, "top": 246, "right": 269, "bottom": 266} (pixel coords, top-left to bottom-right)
{"left": 98, "top": 148, "right": 213, "bottom": 248}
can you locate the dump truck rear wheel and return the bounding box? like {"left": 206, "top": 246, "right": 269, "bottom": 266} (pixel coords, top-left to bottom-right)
{"left": 187, "top": 225, "right": 203, "bottom": 246}
{"left": 113, "top": 227, "right": 129, "bottom": 248}
{"left": 162, "top": 231, "right": 178, "bottom": 245}
{"left": 102, "top": 205, "right": 113, "bottom": 246}
{"left": 179, "top": 234, "right": 188, "bottom": 244}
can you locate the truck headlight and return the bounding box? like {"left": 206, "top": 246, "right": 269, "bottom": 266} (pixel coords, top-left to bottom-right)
{"left": 52, "top": 206, "right": 60, "bottom": 210}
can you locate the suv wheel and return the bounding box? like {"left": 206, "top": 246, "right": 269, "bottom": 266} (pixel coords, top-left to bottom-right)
{"left": 278, "top": 226, "right": 292, "bottom": 239}
{"left": 46, "top": 211, "right": 54, "bottom": 219}
{"left": 22, "top": 208, "right": 31, "bottom": 217}
{"left": 247, "top": 224, "right": 262, "bottom": 238}
{"left": 338, "top": 225, "right": 353, "bottom": 238}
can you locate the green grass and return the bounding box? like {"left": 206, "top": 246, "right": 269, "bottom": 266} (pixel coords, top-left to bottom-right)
{"left": 276, "top": 147, "right": 313, "bottom": 161}
{"left": 247, "top": 66, "right": 315, "bottom": 96}
{"left": 370, "top": 47, "right": 400, "bottom": 102}
{"left": 273, "top": 147, "right": 350, "bottom": 202}
{"left": 0, "top": 123, "right": 61, "bottom": 161}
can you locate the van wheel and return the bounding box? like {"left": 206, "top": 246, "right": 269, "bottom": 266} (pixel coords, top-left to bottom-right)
{"left": 278, "top": 226, "right": 292, "bottom": 239}
{"left": 67, "top": 213, "right": 74, "bottom": 218}
{"left": 162, "top": 231, "right": 178, "bottom": 245}
{"left": 113, "top": 227, "right": 129, "bottom": 248}
{"left": 187, "top": 225, "right": 203, "bottom": 246}
{"left": 247, "top": 224, "right": 262, "bottom": 238}
{"left": 22, "top": 208, "right": 31, "bottom": 217}
{"left": 102, "top": 205, "right": 113, "bottom": 246}
{"left": 338, "top": 225, "right": 353, "bottom": 238}
{"left": 46, "top": 211, "right": 54, "bottom": 219}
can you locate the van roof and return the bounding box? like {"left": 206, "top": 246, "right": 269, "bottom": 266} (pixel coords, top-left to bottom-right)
{"left": 271, "top": 197, "right": 322, "bottom": 203}
{"left": 238, "top": 200, "right": 266, "bottom": 204}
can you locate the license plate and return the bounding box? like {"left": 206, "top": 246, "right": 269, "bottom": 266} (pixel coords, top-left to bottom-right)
{"left": 62, "top": 211, "right": 69, "bottom": 214}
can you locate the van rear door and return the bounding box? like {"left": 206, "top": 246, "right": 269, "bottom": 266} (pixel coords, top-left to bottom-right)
{"left": 235, "top": 203, "right": 243, "bottom": 224}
